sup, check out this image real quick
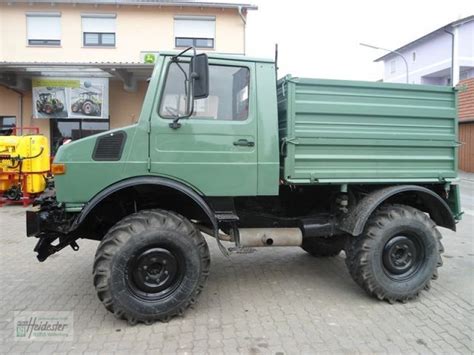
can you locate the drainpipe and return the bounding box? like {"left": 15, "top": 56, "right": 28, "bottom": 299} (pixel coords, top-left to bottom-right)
{"left": 452, "top": 26, "right": 460, "bottom": 85}
{"left": 13, "top": 89, "right": 24, "bottom": 135}
{"left": 18, "top": 91, "right": 23, "bottom": 135}
{"left": 445, "top": 25, "right": 460, "bottom": 86}
{"left": 444, "top": 28, "right": 454, "bottom": 85}
{"left": 238, "top": 6, "right": 246, "bottom": 55}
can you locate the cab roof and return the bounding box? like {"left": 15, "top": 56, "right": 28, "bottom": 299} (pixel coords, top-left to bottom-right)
{"left": 158, "top": 51, "right": 274, "bottom": 64}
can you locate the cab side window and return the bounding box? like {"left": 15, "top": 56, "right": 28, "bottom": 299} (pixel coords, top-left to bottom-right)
{"left": 159, "top": 62, "right": 250, "bottom": 121}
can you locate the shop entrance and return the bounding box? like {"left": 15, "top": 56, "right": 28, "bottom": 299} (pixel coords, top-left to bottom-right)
{"left": 50, "top": 119, "right": 109, "bottom": 155}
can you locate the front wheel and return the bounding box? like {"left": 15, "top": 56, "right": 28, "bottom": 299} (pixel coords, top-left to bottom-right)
{"left": 345, "top": 204, "right": 443, "bottom": 303}
{"left": 93, "top": 209, "right": 210, "bottom": 324}
{"left": 83, "top": 101, "right": 97, "bottom": 115}
{"left": 44, "top": 104, "right": 53, "bottom": 114}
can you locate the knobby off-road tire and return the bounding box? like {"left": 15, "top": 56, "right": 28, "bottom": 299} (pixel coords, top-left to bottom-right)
{"left": 93, "top": 209, "right": 210, "bottom": 324}
{"left": 301, "top": 235, "right": 347, "bottom": 257}
{"left": 345, "top": 204, "right": 444, "bottom": 303}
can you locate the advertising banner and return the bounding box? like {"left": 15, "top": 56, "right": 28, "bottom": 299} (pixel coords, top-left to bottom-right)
{"left": 32, "top": 77, "right": 109, "bottom": 119}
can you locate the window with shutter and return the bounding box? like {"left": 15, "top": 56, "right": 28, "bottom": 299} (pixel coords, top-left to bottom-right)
{"left": 26, "top": 12, "right": 61, "bottom": 46}
{"left": 82, "top": 14, "right": 116, "bottom": 47}
{"left": 174, "top": 16, "right": 215, "bottom": 49}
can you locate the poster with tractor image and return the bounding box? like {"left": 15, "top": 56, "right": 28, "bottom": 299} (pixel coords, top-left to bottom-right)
{"left": 32, "top": 77, "right": 109, "bottom": 119}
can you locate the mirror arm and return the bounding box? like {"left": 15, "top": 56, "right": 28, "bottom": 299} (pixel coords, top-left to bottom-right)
{"left": 169, "top": 76, "right": 196, "bottom": 130}
{"left": 168, "top": 47, "right": 202, "bottom": 130}
{"left": 173, "top": 60, "right": 189, "bottom": 84}
{"left": 172, "top": 46, "right": 196, "bottom": 62}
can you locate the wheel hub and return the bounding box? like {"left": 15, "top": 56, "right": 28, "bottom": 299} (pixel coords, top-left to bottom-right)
{"left": 383, "top": 235, "right": 421, "bottom": 277}
{"left": 131, "top": 248, "right": 179, "bottom": 294}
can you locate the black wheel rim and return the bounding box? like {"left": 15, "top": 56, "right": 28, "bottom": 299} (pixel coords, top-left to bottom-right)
{"left": 382, "top": 235, "right": 424, "bottom": 280}
{"left": 127, "top": 247, "right": 184, "bottom": 300}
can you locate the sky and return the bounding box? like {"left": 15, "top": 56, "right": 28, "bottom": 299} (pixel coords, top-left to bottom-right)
{"left": 244, "top": 0, "right": 473, "bottom": 81}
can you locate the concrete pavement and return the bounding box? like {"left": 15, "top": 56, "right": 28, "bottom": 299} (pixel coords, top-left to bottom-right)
{"left": 0, "top": 176, "right": 472, "bottom": 354}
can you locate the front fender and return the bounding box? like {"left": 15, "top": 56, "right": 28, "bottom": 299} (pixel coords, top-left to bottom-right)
{"left": 70, "top": 176, "right": 218, "bottom": 234}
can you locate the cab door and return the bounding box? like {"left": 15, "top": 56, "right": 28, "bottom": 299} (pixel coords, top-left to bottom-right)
{"left": 149, "top": 57, "right": 257, "bottom": 196}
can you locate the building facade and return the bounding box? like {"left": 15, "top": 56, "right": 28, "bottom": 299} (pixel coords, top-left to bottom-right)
{"left": 375, "top": 16, "right": 473, "bottom": 86}
{"left": 0, "top": 0, "right": 256, "bottom": 152}
{"left": 375, "top": 16, "right": 474, "bottom": 172}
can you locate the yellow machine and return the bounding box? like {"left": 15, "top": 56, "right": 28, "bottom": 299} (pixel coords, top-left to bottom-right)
{"left": 0, "top": 134, "right": 50, "bottom": 198}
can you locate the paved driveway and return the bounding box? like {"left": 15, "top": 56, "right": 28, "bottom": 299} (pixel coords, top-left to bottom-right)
{"left": 0, "top": 178, "right": 473, "bottom": 354}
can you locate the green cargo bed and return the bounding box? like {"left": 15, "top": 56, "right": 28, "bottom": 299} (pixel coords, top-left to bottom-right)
{"left": 277, "top": 76, "right": 458, "bottom": 184}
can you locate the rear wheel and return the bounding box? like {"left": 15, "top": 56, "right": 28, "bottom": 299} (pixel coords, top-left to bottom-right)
{"left": 345, "top": 204, "right": 443, "bottom": 303}
{"left": 301, "top": 235, "right": 347, "bottom": 257}
{"left": 93, "top": 209, "right": 210, "bottom": 324}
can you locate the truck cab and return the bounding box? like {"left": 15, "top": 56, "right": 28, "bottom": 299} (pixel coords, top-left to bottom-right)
{"left": 51, "top": 51, "right": 280, "bottom": 207}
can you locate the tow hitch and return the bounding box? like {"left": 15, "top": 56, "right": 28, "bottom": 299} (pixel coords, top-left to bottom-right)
{"left": 26, "top": 186, "right": 80, "bottom": 261}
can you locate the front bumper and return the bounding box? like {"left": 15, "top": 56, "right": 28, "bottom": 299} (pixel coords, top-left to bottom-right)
{"left": 26, "top": 203, "right": 79, "bottom": 262}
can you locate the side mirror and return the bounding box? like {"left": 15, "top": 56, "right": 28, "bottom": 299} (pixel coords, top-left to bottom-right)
{"left": 190, "top": 53, "right": 209, "bottom": 99}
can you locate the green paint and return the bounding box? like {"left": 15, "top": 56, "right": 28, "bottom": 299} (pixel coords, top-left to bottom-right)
{"left": 149, "top": 57, "right": 259, "bottom": 196}
{"left": 447, "top": 184, "right": 463, "bottom": 221}
{"left": 278, "top": 76, "right": 458, "bottom": 183}
{"left": 144, "top": 53, "right": 156, "bottom": 64}
{"left": 53, "top": 52, "right": 460, "bottom": 219}
{"left": 32, "top": 78, "right": 80, "bottom": 88}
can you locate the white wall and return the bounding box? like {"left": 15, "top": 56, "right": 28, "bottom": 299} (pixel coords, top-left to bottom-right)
{"left": 382, "top": 20, "right": 474, "bottom": 85}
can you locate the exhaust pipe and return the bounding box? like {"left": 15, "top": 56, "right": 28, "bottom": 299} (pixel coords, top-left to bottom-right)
{"left": 238, "top": 228, "right": 302, "bottom": 247}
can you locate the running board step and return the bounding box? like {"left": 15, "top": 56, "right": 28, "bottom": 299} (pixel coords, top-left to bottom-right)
{"left": 215, "top": 213, "right": 239, "bottom": 222}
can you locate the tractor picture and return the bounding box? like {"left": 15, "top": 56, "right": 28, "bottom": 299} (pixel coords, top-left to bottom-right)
{"left": 36, "top": 92, "right": 64, "bottom": 115}
{"left": 71, "top": 92, "right": 102, "bottom": 116}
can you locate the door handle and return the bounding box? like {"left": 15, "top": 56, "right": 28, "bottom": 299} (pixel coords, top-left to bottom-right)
{"left": 233, "top": 139, "right": 255, "bottom": 147}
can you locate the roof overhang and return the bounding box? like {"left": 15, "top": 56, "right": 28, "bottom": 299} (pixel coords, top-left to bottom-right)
{"left": 374, "top": 15, "right": 474, "bottom": 62}
{"left": 2, "top": 0, "right": 258, "bottom": 11}
{"left": 0, "top": 62, "right": 154, "bottom": 93}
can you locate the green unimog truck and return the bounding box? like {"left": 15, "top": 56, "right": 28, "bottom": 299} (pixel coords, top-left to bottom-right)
{"left": 27, "top": 48, "right": 462, "bottom": 324}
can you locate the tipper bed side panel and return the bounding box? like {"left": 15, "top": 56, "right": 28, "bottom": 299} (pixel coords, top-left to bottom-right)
{"left": 277, "top": 77, "right": 458, "bottom": 183}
